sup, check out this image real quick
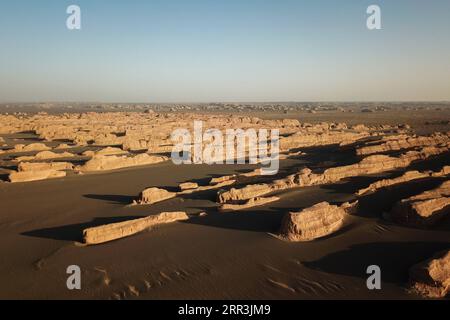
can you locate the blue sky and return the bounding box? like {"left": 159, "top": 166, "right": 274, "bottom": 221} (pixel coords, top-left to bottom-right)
{"left": 0, "top": 0, "right": 449, "bottom": 102}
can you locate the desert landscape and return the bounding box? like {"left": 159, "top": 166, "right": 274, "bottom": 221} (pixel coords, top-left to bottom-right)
{"left": 0, "top": 102, "right": 448, "bottom": 300}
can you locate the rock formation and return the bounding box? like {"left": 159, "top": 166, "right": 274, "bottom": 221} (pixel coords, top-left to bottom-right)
{"left": 76, "top": 154, "right": 167, "bottom": 172}
{"left": 15, "top": 151, "right": 75, "bottom": 162}
{"left": 4, "top": 143, "right": 51, "bottom": 153}
{"left": 18, "top": 162, "right": 73, "bottom": 172}
{"left": 356, "top": 133, "right": 449, "bottom": 155}
{"left": 409, "top": 250, "right": 450, "bottom": 298}
{"left": 83, "top": 211, "right": 189, "bottom": 245}
{"left": 219, "top": 196, "right": 280, "bottom": 212}
{"left": 390, "top": 181, "right": 450, "bottom": 228}
{"left": 179, "top": 182, "right": 199, "bottom": 191}
{"left": 277, "top": 201, "right": 357, "bottom": 242}
{"left": 135, "top": 187, "right": 177, "bottom": 205}
{"left": 357, "top": 167, "right": 450, "bottom": 195}
{"left": 9, "top": 169, "right": 66, "bottom": 183}
{"left": 218, "top": 146, "right": 450, "bottom": 204}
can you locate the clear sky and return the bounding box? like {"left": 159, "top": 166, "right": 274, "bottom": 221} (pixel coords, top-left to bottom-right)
{"left": 0, "top": 0, "right": 449, "bottom": 103}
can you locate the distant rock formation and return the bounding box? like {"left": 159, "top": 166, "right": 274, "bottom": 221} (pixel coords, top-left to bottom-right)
{"left": 277, "top": 201, "right": 357, "bottom": 242}
{"left": 409, "top": 250, "right": 450, "bottom": 298}
{"left": 357, "top": 167, "right": 450, "bottom": 195}
{"left": 83, "top": 211, "right": 189, "bottom": 245}
{"left": 390, "top": 180, "right": 450, "bottom": 228}
{"left": 5, "top": 143, "right": 50, "bottom": 153}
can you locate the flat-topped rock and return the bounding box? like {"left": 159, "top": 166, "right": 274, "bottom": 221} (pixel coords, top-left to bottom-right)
{"left": 83, "top": 211, "right": 189, "bottom": 245}
{"left": 390, "top": 180, "right": 450, "bottom": 228}
{"left": 18, "top": 162, "right": 73, "bottom": 172}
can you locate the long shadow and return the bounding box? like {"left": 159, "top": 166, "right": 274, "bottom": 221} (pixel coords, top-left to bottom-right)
{"left": 83, "top": 194, "right": 136, "bottom": 205}
{"left": 303, "top": 241, "right": 450, "bottom": 284}
{"left": 21, "top": 216, "right": 143, "bottom": 242}
{"left": 356, "top": 177, "right": 447, "bottom": 218}
{"left": 185, "top": 207, "right": 285, "bottom": 233}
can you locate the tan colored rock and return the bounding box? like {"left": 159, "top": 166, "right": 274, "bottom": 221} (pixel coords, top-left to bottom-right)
{"left": 5, "top": 143, "right": 51, "bottom": 153}
{"left": 210, "top": 175, "right": 236, "bottom": 185}
{"left": 82, "top": 147, "right": 127, "bottom": 157}
{"left": 219, "top": 196, "right": 280, "bottom": 212}
{"left": 18, "top": 162, "right": 73, "bottom": 172}
{"left": 55, "top": 143, "right": 73, "bottom": 149}
{"left": 277, "top": 201, "right": 356, "bottom": 242}
{"left": 179, "top": 182, "right": 199, "bottom": 191}
{"left": 9, "top": 169, "right": 66, "bottom": 183}
{"left": 357, "top": 171, "right": 430, "bottom": 195}
{"left": 179, "top": 179, "right": 236, "bottom": 195}
{"left": 280, "top": 131, "right": 370, "bottom": 151}
{"left": 136, "top": 187, "right": 176, "bottom": 205}
{"left": 357, "top": 167, "right": 450, "bottom": 195}
{"left": 357, "top": 133, "right": 449, "bottom": 155}
{"left": 15, "top": 151, "right": 75, "bottom": 162}
{"left": 83, "top": 211, "right": 189, "bottom": 245}
{"left": 409, "top": 250, "right": 450, "bottom": 298}
{"left": 390, "top": 181, "right": 450, "bottom": 227}
{"left": 77, "top": 154, "right": 167, "bottom": 172}
{"left": 218, "top": 183, "right": 274, "bottom": 203}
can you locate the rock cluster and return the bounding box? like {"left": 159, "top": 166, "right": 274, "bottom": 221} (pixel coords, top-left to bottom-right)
{"left": 9, "top": 169, "right": 66, "bottom": 183}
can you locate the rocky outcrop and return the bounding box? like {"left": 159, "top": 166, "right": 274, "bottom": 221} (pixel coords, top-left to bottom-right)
{"left": 390, "top": 181, "right": 450, "bottom": 228}
{"left": 82, "top": 147, "right": 127, "bottom": 157}
{"left": 76, "top": 154, "right": 167, "bottom": 172}
{"left": 179, "top": 182, "right": 199, "bottom": 191}
{"left": 218, "top": 146, "right": 450, "bottom": 204}
{"left": 357, "top": 167, "right": 450, "bottom": 195}
{"left": 357, "top": 133, "right": 449, "bottom": 155}
{"left": 219, "top": 196, "right": 279, "bottom": 212}
{"left": 281, "top": 131, "right": 370, "bottom": 151}
{"left": 18, "top": 162, "right": 73, "bottom": 172}
{"left": 15, "top": 151, "right": 75, "bottom": 162}
{"left": 277, "top": 201, "right": 357, "bottom": 242}
{"left": 135, "top": 187, "right": 177, "bottom": 205}
{"left": 5, "top": 143, "right": 51, "bottom": 153}
{"left": 83, "top": 211, "right": 189, "bottom": 245}
{"left": 9, "top": 169, "right": 66, "bottom": 183}
{"left": 409, "top": 250, "right": 450, "bottom": 298}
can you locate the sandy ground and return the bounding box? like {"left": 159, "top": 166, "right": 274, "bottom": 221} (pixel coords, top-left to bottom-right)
{"left": 0, "top": 109, "right": 449, "bottom": 300}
